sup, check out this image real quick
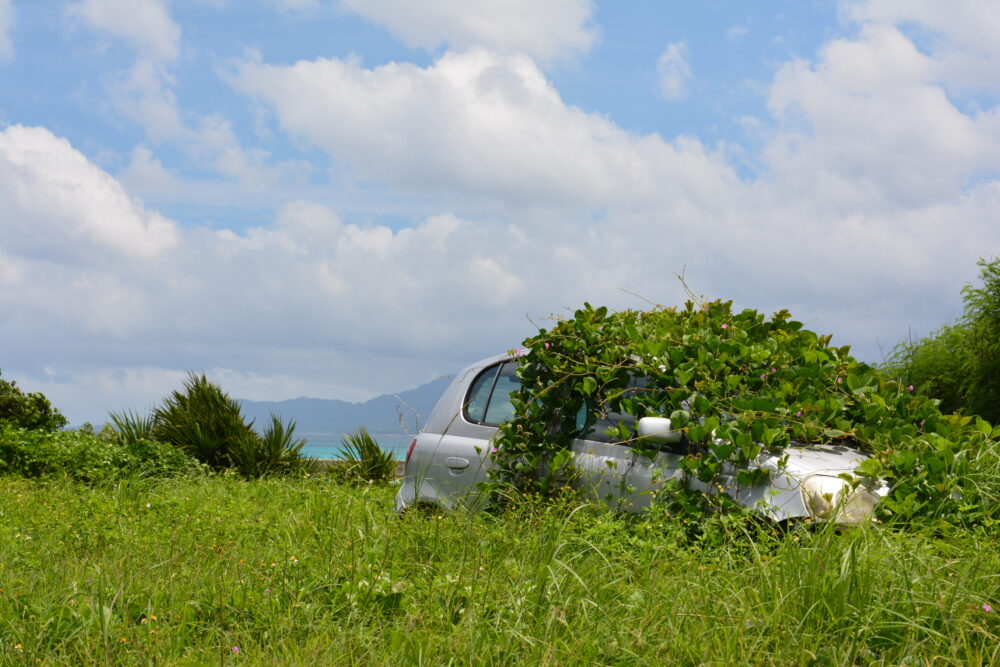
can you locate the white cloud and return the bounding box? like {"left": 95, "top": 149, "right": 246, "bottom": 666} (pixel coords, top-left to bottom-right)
{"left": 657, "top": 41, "right": 691, "bottom": 100}
{"left": 230, "top": 48, "right": 736, "bottom": 208}
{"left": 67, "top": 0, "right": 180, "bottom": 62}
{"left": 340, "top": 0, "right": 596, "bottom": 61}
{"left": 0, "top": 0, "right": 14, "bottom": 62}
{"left": 766, "top": 23, "right": 1000, "bottom": 206}
{"left": 841, "top": 0, "right": 1000, "bottom": 90}
{"left": 107, "top": 58, "right": 185, "bottom": 141}
{"left": 225, "top": 17, "right": 1000, "bottom": 358}
{"left": 0, "top": 125, "right": 178, "bottom": 261}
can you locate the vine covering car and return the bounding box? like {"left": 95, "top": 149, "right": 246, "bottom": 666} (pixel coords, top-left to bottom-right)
{"left": 395, "top": 351, "right": 889, "bottom": 523}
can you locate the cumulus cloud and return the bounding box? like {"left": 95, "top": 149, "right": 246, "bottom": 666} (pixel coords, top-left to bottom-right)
{"left": 766, "top": 23, "right": 1000, "bottom": 206}
{"left": 0, "top": 0, "right": 14, "bottom": 62}
{"left": 842, "top": 0, "right": 1000, "bottom": 91}
{"left": 230, "top": 49, "right": 737, "bottom": 208}
{"left": 226, "top": 12, "right": 1000, "bottom": 356}
{"left": 340, "top": 0, "right": 596, "bottom": 61}
{"left": 0, "top": 126, "right": 178, "bottom": 342}
{"left": 656, "top": 41, "right": 691, "bottom": 100}
{"left": 0, "top": 125, "right": 178, "bottom": 261}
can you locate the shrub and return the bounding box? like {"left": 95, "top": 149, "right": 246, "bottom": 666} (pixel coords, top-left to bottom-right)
{"left": 336, "top": 427, "right": 396, "bottom": 484}
{"left": 494, "top": 301, "right": 1000, "bottom": 526}
{"left": 0, "top": 424, "right": 202, "bottom": 482}
{"left": 151, "top": 373, "right": 257, "bottom": 469}
{"left": 0, "top": 370, "right": 67, "bottom": 432}
{"left": 231, "top": 414, "right": 312, "bottom": 477}
{"left": 141, "top": 373, "right": 309, "bottom": 477}
{"left": 884, "top": 257, "right": 1000, "bottom": 423}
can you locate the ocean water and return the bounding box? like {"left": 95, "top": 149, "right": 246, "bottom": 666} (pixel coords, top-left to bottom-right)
{"left": 301, "top": 433, "right": 414, "bottom": 460}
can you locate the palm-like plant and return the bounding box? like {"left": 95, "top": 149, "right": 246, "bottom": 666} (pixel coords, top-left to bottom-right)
{"left": 338, "top": 427, "right": 396, "bottom": 484}
{"left": 232, "top": 414, "right": 310, "bottom": 477}
{"left": 108, "top": 409, "right": 154, "bottom": 447}
{"left": 151, "top": 373, "right": 255, "bottom": 469}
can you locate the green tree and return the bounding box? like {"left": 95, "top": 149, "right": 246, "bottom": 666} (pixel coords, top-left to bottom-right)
{"left": 0, "top": 370, "right": 68, "bottom": 431}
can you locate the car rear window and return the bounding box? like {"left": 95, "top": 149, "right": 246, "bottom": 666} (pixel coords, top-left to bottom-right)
{"left": 464, "top": 361, "right": 521, "bottom": 425}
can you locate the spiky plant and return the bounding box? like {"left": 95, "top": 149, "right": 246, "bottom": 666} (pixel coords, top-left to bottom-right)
{"left": 338, "top": 427, "right": 396, "bottom": 484}
{"left": 231, "top": 414, "right": 311, "bottom": 478}
{"left": 151, "top": 373, "right": 255, "bottom": 469}
{"left": 108, "top": 409, "right": 154, "bottom": 447}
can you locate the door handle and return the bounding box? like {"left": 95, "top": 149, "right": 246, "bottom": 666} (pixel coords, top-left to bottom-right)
{"left": 445, "top": 457, "right": 470, "bottom": 470}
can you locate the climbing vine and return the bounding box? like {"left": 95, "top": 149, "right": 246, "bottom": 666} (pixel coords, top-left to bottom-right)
{"left": 492, "top": 301, "right": 1000, "bottom": 524}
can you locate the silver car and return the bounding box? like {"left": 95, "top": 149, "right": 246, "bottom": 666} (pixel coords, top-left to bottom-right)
{"left": 395, "top": 352, "right": 888, "bottom": 523}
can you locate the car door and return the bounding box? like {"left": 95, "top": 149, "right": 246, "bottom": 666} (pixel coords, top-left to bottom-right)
{"left": 568, "top": 387, "right": 650, "bottom": 511}
{"left": 421, "top": 360, "right": 521, "bottom": 509}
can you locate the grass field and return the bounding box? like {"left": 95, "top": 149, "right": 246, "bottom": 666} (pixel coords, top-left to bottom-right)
{"left": 2, "top": 473, "right": 999, "bottom": 665}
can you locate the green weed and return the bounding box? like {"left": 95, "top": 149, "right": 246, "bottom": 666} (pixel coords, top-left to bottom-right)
{"left": 0, "top": 475, "right": 998, "bottom": 664}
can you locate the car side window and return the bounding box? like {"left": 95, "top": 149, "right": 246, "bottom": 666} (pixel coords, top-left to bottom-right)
{"left": 464, "top": 361, "right": 523, "bottom": 426}
{"left": 579, "top": 377, "right": 650, "bottom": 444}
{"left": 464, "top": 364, "right": 500, "bottom": 423}
{"left": 483, "top": 362, "right": 521, "bottom": 424}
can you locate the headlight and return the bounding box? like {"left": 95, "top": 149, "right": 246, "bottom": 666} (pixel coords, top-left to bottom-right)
{"left": 801, "top": 475, "right": 880, "bottom": 524}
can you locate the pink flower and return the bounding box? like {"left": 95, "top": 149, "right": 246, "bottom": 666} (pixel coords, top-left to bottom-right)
{"left": 544, "top": 342, "right": 550, "bottom": 348}
{"left": 796, "top": 411, "right": 803, "bottom": 418}
{"left": 836, "top": 377, "right": 843, "bottom": 384}
{"left": 721, "top": 324, "right": 728, "bottom": 329}
{"left": 232, "top": 646, "right": 241, "bottom": 654}
{"left": 983, "top": 604, "right": 993, "bottom": 613}
{"left": 908, "top": 385, "right": 914, "bottom": 392}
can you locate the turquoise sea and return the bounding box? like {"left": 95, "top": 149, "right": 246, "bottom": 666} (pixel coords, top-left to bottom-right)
{"left": 301, "top": 433, "right": 413, "bottom": 460}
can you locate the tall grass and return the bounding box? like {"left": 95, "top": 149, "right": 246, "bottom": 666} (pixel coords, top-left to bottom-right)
{"left": 1, "top": 474, "right": 998, "bottom": 664}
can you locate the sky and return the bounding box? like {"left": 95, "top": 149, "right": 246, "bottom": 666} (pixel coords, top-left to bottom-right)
{"left": 2, "top": 0, "right": 1000, "bottom": 425}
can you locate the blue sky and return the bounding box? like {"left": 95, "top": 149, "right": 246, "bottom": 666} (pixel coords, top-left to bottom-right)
{"left": 2, "top": 0, "right": 999, "bottom": 423}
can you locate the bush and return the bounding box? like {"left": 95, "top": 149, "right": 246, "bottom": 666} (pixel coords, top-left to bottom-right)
{"left": 0, "top": 425, "right": 202, "bottom": 482}
{"left": 885, "top": 257, "right": 1000, "bottom": 423}
{"left": 0, "top": 370, "right": 67, "bottom": 432}
{"left": 231, "top": 414, "right": 312, "bottom": 478}
{"left": 139, "top": 373, "right": 309, "bottom": 477}
{"left": 336, "top": 427, "right": 396, "bottom": 484}
{"left": 151, "top": 373, "right": 256, "bottom": 468}
{"left": 494, "top": 300, "right": 1000, "bottom": 526}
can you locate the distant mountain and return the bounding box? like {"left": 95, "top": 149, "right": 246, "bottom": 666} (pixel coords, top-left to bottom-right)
{"left": 238, "top": 376, "right": 452, "bottom": 437}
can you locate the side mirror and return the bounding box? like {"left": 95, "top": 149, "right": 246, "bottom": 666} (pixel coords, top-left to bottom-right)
{"left": 638, "top": 417, "right": 683, "bottom": 444}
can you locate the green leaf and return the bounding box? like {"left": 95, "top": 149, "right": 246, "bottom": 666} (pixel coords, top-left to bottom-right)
{"left": 856, "top": 458, "right": 884, "bottom": 478}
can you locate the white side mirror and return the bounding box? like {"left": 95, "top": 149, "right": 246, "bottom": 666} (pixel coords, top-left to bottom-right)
{"left": 638, "top": 416, "right": 683, "bottom": 444}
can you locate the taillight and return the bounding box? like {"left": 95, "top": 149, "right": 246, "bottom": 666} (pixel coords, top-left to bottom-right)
{"left": 404, "top": 438, "right": 417, "bottom": 468}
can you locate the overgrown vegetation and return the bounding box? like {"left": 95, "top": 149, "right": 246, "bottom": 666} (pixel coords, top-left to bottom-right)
{"left": 0, "top": 476, "right": 998, "bottom": 664}
{"left": 335, "top": 426, "right": 397, "bottom": 484}
{"left": 0, "top": 369, "right": 67, "bottom": 432}
{"left": 884, "top": 257, "right": 1000, "bottom": 423}
{"left": 494, "top": 300, "right": 1000, "bottom": 526}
